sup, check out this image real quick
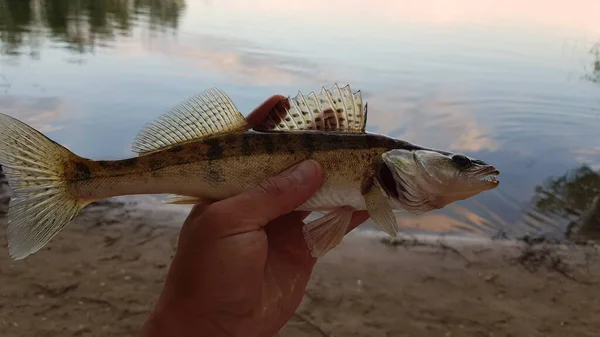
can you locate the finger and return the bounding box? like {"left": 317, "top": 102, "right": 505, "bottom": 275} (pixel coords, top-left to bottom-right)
{"left": 294, "top": 211, "right": 312, "bottom": 221}
{"left": 177, "top": 202, "right": 215, "bottom": 238}
{"left": 265, "top": 212, "right": 317, "bottom": 267}
{"left": 187, "top": 202, "right": 212, "bottom": 219}
{"left": 209, "top": 160, "right": 324, "bottom": 233}
{"left": 245, "top": 94, "right": 287, "bottom": 129}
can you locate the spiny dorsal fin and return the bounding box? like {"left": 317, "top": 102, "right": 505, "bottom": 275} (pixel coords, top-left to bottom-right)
{"left": 253, "top": 84, "right": 367, "bottom": 134}
{"left": 131, "top": 88, "right": 248, "bottom": 155}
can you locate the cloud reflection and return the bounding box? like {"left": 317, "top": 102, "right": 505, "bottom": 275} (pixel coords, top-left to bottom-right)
{"left": 0, "top": 96, "right": 69, "bottom": 133}
{"left": 574, "top": 146, "right": 600, "bottom": 171}
{"left": 368, "top": 89, "right": 498, "bottom": 153}
{"left": 113, "top": 34, "right": 335, "bottom": 87}
{"left": 217, "top": 0, "right": 600, "bottom": 34}
{"left": 394, "top": 209, "right": 487, "bottom": 235}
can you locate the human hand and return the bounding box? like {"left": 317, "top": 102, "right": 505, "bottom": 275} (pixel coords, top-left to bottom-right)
{"left": 139, "top": 95, "right": 369, "bottom": 337}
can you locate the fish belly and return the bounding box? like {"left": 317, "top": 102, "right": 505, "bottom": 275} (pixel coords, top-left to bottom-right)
{"left": 297, "top": 187, "right": 367, "bottom": 211}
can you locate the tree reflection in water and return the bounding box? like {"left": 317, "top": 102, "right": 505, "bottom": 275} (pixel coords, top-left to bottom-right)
{"left": 584, "top": 41, "right": 600, "bottom": 84}
{"left": 531, "top": 165, "right": 600, "bottom": 242}
{"left": 0, "top": 0, "right": 186, "bottom": 57}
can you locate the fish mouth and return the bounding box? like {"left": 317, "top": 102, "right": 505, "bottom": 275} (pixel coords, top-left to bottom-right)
{"left": 475, "top": 166, "right": 500, "bottom": 186}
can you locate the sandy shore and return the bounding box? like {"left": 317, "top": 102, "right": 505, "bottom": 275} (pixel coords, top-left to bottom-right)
{"left": 1, "top": 178, "right": 600, "bottom": 336}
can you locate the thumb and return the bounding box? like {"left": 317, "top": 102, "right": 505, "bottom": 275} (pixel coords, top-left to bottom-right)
{"left": 212, "top": 160, "right": 323, "bottom": 228}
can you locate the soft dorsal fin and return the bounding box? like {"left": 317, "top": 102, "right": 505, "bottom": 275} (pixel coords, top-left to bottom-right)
{"left": 131, "top": 88, "right": 248, "bottom": 155}
{"left": 253, "top": 84, "right": 367, "bottom": 133}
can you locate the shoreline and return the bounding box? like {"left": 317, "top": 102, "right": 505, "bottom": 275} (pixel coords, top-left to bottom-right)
{"left": 2, "top": 176, "right": 600, "bottom": 336}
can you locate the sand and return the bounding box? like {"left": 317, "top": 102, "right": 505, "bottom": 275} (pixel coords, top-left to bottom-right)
{"left": 1, "top": 174, "right": 600, "bottom": 336}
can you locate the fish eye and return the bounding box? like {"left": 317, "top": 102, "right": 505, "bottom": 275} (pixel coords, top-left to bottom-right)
{"left": 452, "top": 154, "right": 471, "bottom": 168}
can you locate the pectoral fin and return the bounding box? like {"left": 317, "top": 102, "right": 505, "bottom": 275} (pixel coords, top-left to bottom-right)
{"left": 363, "top": 179, "right": 399, "bottom": 237}
{"left": 162, "top": 194, "right": 211, "bottom": 206}
{"left": 303, "top": 207, "right": 354, "bottom": 257}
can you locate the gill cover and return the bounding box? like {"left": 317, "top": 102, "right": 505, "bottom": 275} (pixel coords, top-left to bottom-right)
{"left": 379, "top": 149, "right": 499, "bottom": 214}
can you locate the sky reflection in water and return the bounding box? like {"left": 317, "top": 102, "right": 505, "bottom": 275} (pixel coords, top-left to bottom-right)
{"left": 1, "top": 0, "right": 600, "bottom": 241}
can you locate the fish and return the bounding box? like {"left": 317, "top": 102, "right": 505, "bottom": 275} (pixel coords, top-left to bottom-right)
{"left": 0, "top": 84, "right": 500, "bottom": 260}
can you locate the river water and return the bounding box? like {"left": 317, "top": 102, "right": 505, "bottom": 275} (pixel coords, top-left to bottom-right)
{"left": 1, "top": 0, "right": 600, "bottom": 241}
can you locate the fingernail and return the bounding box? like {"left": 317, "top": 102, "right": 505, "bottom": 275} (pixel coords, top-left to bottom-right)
{"left": 287, "top": 160, "right": 319, "bottom": 182}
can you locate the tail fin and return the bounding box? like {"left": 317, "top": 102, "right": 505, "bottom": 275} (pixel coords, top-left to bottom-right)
{"left": 0, "top": 113, "right": 85, "bottom": 260}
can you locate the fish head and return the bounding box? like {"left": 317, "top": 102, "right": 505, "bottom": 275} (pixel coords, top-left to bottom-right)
{"left": 377, "top": 149, "right": 499, "bottom": 213}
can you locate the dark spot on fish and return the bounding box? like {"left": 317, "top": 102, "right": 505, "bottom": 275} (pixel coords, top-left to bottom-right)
{"left": 277, "top": 133, "right": 294, "bottom": 154}
{"left": 117, "top": 158, "right": 138, "bottom": 169}
{"left": 336, "top": 108, "right": 343, "bottom": 113}
{"left": 75, "top": 162, "right": 92, "bottom": 180}
{"left": 360, "top": 175, "right": 374, "bottom": 195}
{"left": 278, "top": 133, "right": 289, "bottom": 142}
{"left": 224, "top": 133, "right": 238, "bottom": 146}
{"left": 328, "top": 134, "right": 343, "bottom": 149}
{"left": 149, "top": 158, "right": 162, "bottom": 172}
{"left": 375, "top": 162, "right": 400, "bottom": 199}
{"left": 365, "top": 134, "right": 377, "bottom": 148}
{"left": 167, "top": 145, "right": 183, "bottom": 153}
{"left": 303, "top": 133, "right": 316, "bottom": 154}
{"left": 241, "top": 133, "right": 251, "bottom": 156}
{"left": 263, "top": 134, "right": 275, "bottom": 154}
{"left": 323, "top": 109, "right": 334, "bottom": 116}
{"left": 174, "top": 156, "right": 188, "bottom": 166}
{"left": 204, "top": 139, "right": 223, "bottom": 161}
{"left": 207, "top": 165, "right": 224, "bottom": 183}
{"left": 98, "top": 161, "right": 113, "bottom": 169}
{"left": 391, "top": 138, "right": 422, "bottom": 151}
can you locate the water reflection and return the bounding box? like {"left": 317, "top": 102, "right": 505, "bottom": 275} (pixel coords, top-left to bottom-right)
{"left": 380, "top": 90, "right": 499, "bottom": 153}
{"left": 0, "top": 0, "right": 185, "bottom": 57}
{"left": 0, "top": 0, "right": 599, "bottom": 244}
{"left": 584, "top": 42, "right": 600, "bottom": 84}
{"left": 531, "top": 165, "right": 600, "bottom": 241}
{"left": 0, "top": 95, "right": 69, "bottom": 132}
